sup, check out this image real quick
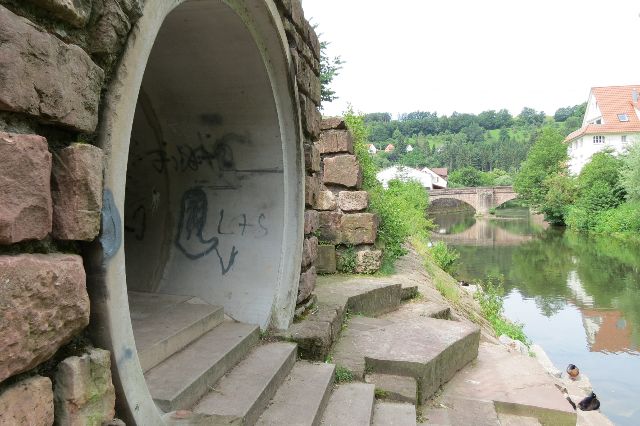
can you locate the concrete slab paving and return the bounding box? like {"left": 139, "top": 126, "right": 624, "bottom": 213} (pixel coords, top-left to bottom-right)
{"left": 381, "top": 300, "right": 451, "bottom": 322}
{"left": 439, "top": 343, "right": 577, "bottom": 426}
{"left": 145, "top": 321, "right": 259, "bottom": 412}
{"left": 256, "top": 361, "right": 335, "bottom": 426}
{"left": 321, "top": 383, "right": 375, "bottom": 426}
{"left": 422, "top": 396, "right": 499, "bottom": 426}
{"left": 331, "top": 315, "right": 480, "bottom": 402}
{"left": 373, "top": 402, "right": 417, "bottom": 426}
{"left": 129, "top": 291, "right": 224, "bottom": 372}
{"left": 193, "top": 342, "right": 297, "bottom": 425}
{"left": 365, "top": 373, "right": 417, "bottom": 404}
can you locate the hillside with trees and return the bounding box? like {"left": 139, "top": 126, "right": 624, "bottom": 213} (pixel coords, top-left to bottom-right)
{"left": 363, "top": 104, "right": 586, "bottom": 187}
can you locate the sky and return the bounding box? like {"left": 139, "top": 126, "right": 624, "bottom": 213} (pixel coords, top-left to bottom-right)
{"left": 301, "top": 0, "right": 640, "bottom": 118}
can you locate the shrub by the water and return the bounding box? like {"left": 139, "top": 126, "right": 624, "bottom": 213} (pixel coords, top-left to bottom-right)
{"left": 345, "top": 109, "right": 433, "bottom": 268}
{"left": 428, "top": 241, "right": 459, "bottom": 274}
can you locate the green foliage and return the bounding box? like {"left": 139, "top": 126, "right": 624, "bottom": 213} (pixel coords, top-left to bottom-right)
{"left": 411, "top": 236, "right": 460, "bottom": 303}
{"left": 514, "top": 126, "right": 567, "bottom": 207}
{"left": 448, "top": 166, "right": 483, "bottom": 187}
{"left": 553, "top": 103, "right": 586, "bottom": 122}
{"left": 591, "top": 202, "right": 640, "bottom": 233}
{"left": 621, "top": 140, "right": 640, "bottom": 201}
{"left": 428, "top": 241, "right": 459, "bottom": 274}
{"left": 345, "top": 109, "right": 433, "bottom": 265}
{"left": 336, "top": 245, "right": 357, "bottom": 273}
{"left": 540, "top": 173, "right": 576, "bottom": 225}
{"left": 334, "top": 365, "right": 354, "bottom": 383}
{"left": 517, "top": 107, "right": 546, "bottom": 126}
{"left": 319, "top": 38, "right": 344, "bottom": 105}
{"left": 474, "top": 276, "right": 529, "bottom": 346}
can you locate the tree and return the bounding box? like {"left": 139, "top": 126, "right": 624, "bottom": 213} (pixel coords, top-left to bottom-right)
{"left": 517, "top": 107, "right": 545, "bottom": 126}
{"left": 319, "top": 39, "right": 344, "bottom": 105}
{"left": 449, "top": 166, "right": 484, "bottom": 187}
{"left": 514, "top": 126, "right": 567, "bottom": 207}
{"left": 621, "top": 140, "right": 640, "bottom": 201}
{"left": 541, "top": 174, "right": 576, "bottom": 224}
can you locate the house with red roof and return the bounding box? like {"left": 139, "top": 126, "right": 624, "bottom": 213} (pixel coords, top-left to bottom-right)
{"left": 566, "top": 85, "right": 640, "bottom": 174}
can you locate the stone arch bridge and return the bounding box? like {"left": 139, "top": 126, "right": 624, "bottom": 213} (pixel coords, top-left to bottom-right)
{"left": 428, "top": 186, "right": 518, "bottom": 215}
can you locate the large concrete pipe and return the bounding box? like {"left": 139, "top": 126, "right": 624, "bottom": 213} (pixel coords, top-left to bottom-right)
{"left": 87, "top": 0, "right": 303, "bottom": 423}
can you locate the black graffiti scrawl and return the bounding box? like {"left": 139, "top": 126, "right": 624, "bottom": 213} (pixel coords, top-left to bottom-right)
{"left": 175, "top": 187, "right": 238, "bottom": 274}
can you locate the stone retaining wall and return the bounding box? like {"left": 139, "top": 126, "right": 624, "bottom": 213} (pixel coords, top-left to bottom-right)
{"left": 0, "top": 0, "right": 322, "bottom": 422}
{"left": 314, "top": 118, "right": 383, "bottom": 275}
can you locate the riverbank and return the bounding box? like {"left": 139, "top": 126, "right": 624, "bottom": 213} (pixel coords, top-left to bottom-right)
{"left": 396, "top": 241, "right": 613, "bottom": 425}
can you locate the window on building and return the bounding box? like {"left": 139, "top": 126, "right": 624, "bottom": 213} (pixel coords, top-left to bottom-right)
{"left": 595, "top": 119, "right": 602, "bottom": 124}
{"left": 622, "top": 135, "right": 627, "bottom": 143}
{"left": 593, "top": 135, "right": 605, "bottom": 144}
{"left": 618, "top": 114, "right": 629, "bottom": 122}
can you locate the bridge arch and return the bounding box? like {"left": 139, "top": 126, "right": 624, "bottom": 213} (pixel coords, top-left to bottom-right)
{"left": 87, "top": 1, "right": 302, "bottom": 423}
{"left": 428, "top": 186, "right": 517, "bottom": 215}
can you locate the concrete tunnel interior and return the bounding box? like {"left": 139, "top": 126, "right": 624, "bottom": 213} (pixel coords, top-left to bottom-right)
{"left": 123, "top": 0, "right": 299, "bottom": 330}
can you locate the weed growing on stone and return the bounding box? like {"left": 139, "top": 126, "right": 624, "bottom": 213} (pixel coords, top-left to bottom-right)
{"left": 474, "top": 275, "right": 529, "bottom": 346}
{"left": 334, "top": 365, "right": 354, "bottom": 383}
{"left": 336, "top": 245, "right": 357, "bottom": 273}
{"left": 374, "top": 388, "right": 388, "bottom": 399}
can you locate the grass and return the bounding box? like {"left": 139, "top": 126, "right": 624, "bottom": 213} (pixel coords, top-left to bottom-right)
{"left": 411, "top": 236, "right": 460, "bottom": 304}
{"left": 334, "top": 365, "right": 354, "bottom": 383}
{"left": 474, "top": 276, "right": 529, "bottom": 346}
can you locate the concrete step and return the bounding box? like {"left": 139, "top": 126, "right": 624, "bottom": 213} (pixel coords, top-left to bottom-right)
{"left": 193, "top": 342, "right": 297, "bottom": 425}
{"left": 365, "top": 373, "right": 417, "bottom": 404}
{"left": 256, "top": 361, "right": 335, "bottom": 426}
{"left": 373, "top": 402, "right": 416, "bottom": 426}
{"left": 321, "top": 383, "right": 375, "bottom": 426}
{"left": 129, "top": 291, "right": 224, "bottom": 372}
{"left": 381, "top": 301, "right": 451, "bottom": 322}
{"left": 400, "top": 285, "right": 419, "bottom": 301}
{"left": 331, "top": 316, "right": 480, "bottom": 402}
{"left": 422, "top": 397, "right": 500, "bottom": 425}
{"left": 438, "top": 343, "right": 577, "bottom": 426}
{"left": 145, "top": 321, "right": 259, "bottom": 412}
{"left": 315, "top": 275, "right": 403, "bottom": 317}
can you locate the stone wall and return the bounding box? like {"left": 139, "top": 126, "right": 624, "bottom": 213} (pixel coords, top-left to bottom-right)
{"left": 0, "top": 0, "right": 324, "bottom": 422}
{"left": 314, "top": 118, "right": 383, "bottom": 275}
{"left": 273, "top": 0, "right": 323, "bottom": 307}
{"left": 0, "top": 0, "right": 131, "bottom": 421}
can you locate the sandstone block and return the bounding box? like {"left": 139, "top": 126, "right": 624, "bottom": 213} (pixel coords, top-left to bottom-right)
{"left": 52, "top": 143, "right": 104, "bottom": 241}
{"left": 304, "top": 141, "right": 321, "bottom": 173}
{"left": 338, "top": 191, "right": 369, "bottom": 212}
{"left": 316, "top": 245, "right": 337, "bottom": 274}
{"left": 323, "top": 155, "right": 362, "bottom": 189}
{"left": 300, "top": 94, "right": 321, "bottom": 140}
{"left": 0, "top": 376, "right": 53, "bottom": 426}
{"left": 341, "top": 213, "right": 378, "bottom": 245}
{"left": 305, "top": 174, "right": 320, "bottom": 208}
{"left": 301, "top": 236, "right": 319, "bottom": 269}
{"left": 87, "top": 0, "right": 143, "bottom": 61}
{"left": 318, "top": 211, "right": 342, "bottom": 244}
{"left": 298, "top": 266, "right": 317, "bottom": 303}
{"left": 295, "top": 50, "right": 321, "bottom": 105}
{"left": 316, "top": 190, "right": 337, "bottom": 211}
{"left": 355, "top": 247, "right": 383, "bottom": 274}
{"left": 26, "top": 0, "right": 92, "bottom": 27}
{"left": 0, "top": 132, "right": 52, "bottom": 244}
{"left": 321, "top": 117, "right": 347, "bottom": 131}
{"left": 54, "top": 349, "right": 116, "bottom": 426}
{"left": 0, "top": 6, "right": 104, "bottom": 132}
{"left": 290, "top": 0, "right": 305, "bottom": 32}
{"left": 304, "top": 209, "right": 319, "bottom": 235}
{"left": 319, "top": 130, "right": 354, "bottom": 155}
{"left": 0, "top": 254, "right": 89, "bottom": 382}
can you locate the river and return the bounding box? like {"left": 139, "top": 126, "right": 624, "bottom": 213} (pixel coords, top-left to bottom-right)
{"left": 431, "top": 207, "right": 640, "bottom": 426}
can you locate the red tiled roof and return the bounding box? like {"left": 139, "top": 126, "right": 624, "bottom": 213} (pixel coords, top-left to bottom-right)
{"left": 431, "top": 167, "right": 448, "bottom": 178}
{"left": 565, "top": 85, "right": 640, "bottom": 142}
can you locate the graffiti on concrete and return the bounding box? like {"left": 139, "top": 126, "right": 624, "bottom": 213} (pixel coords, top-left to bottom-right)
{"left": 174, "top": 187, "right": 267, "bottom": 275}
{"left": 100, "top": 189, "right": 123, "bottom": 260}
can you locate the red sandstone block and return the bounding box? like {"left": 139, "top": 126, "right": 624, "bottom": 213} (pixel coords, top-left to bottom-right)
{"left": 319, "top": 130, "right": 354, "bottom": 155}
{"left": 338, "top": 191, "right": 369, "bottom": 212}
{"left": 0, "top": 376, "right": 53, "bottom": 426}
{"left": 52, "top": 143, "right": 104, "bottom": 241}
{"left": 341, "top": 213, "right": 378, "bottom": 245}
{"left": 323, "top": 155, "right": 362, "bottom": 189}
{"left": 298, "top": 266, "right": 317, "bottom": 303}
{"left": 0, "top": 132, "right": 52, "bottom": 244}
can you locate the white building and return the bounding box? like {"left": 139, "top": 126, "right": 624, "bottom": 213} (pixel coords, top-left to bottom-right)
{"left": 376, "top": 166, "right": 447, "bottom": 189}
{"left": 367, "top": 144, "right": 378, "bottom": 154}
{"left": 406, "top": 144, "right": 414, "bottom": 152}
{"left": 566, "top": 85, "right": 640, "bottom": 175}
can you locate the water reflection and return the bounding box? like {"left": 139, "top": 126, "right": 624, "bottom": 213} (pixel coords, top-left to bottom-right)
{"left": 431, "top": 207, "right": 640, "bottom": 425}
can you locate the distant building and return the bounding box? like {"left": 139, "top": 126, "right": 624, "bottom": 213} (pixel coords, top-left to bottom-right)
{"left": 406, "top": 144, "right": 414, "bottom": 152}
{"left": 376, "top": 166, "right": 447, "bottom": 189}
{"left": 428, "top": 167, "right": 448, "bottom": 181}
{"left": 367, "top": 144, "right": 378, "bottom": 154}
{"left": 566, "top": 85, "right": 640, "bottom": 175}
{"left": 384, "top": 144, "right": 395, "bottom": 153}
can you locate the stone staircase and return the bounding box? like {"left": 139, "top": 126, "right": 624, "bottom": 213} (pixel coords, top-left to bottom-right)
{"left": 127, "top": 274, "right": 480, "bottom": 426}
